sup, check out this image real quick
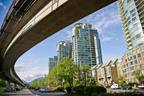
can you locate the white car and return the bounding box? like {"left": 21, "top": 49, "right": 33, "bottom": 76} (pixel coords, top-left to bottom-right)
{"left": 138, "top": 84, "right": 144, "bottom": 89}
{"left": 38, "top": 88, "right": 46, "bottom": 92}
{"left": 111, "top": 84, "right": 119, "bottom": 89}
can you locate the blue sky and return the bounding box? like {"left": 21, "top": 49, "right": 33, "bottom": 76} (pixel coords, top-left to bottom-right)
{"left": 0, "top": 1, "right": 127, "bottom": 82}
{"left": 0, "top": 0, "right": 12, "bottom": 27}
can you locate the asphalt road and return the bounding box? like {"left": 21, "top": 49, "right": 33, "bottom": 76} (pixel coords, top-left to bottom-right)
{"left": 0, "top": 88, "right": 65, "bottom": 96}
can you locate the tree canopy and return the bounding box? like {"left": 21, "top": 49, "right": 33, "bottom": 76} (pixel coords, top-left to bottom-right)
{"left": 30, "top": 57, "right": 94, "bottom": 89}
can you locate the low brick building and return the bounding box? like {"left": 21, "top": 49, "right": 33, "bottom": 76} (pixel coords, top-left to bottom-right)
{"left": 121, "top": 44, "right": 144, "bottom": 82}
{"left": 91, "top": 59, "right": 119, "bottom": 86}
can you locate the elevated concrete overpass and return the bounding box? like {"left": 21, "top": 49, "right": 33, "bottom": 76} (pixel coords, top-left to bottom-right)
{"left": 0, "top": 0, "right": 116, "bottom": 85}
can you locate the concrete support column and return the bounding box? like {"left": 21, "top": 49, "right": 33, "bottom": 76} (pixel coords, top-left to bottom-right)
{"left": 5, "top": 81, "right": 16, "bottom": 92}
{"left": 5, "top": 81, "right": 11, "bottom": 91}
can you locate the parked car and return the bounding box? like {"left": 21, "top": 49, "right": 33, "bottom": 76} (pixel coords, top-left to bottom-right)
{"left": 138, "top": 84, "right": 144, "bottom": 89}
{"left": 122, "top": 86, "right": 128, "bottom": 90}
{"left": 38, "top": 88, "right": 46, "bottom": 92}
{"left": 110, "top": 84, "right": 119, "bottom": 89}
{"left": 120, "top": 85, "right": 132, "bottom": 90}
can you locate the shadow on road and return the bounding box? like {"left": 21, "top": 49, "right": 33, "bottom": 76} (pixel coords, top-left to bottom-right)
{"left": 0, "top": 88, "right": 65, "bottom": 96}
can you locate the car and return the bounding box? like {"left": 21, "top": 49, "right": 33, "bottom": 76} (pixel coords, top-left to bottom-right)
{"left": 138, "top": 84, "right": 144, "bottom": 89}
{"left": 122, "top": 86, "right": 129, "bottom": 90}
{"left": 38, "top": 88, "right": 46, "bottom": 92}
{"left": 110, "top": 84, "right": 119, "bottom": 89}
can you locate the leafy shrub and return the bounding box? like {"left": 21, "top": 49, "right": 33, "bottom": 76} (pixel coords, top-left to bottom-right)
{"left": 53, "top": 86, "right": 64, "bottom": 92}
{"left": 73, "top": 85, "right": 85, "bottom": 95}
{"left": 119, "top": 81, "right": 128, "bottom": 86}
{"left": 85, "top": 86, "right": 106, "bottom": 95}
{"left": 92, "top": 86, "right": 106, "bottom": 94}
{"left": 73, "top": 85, "right": 106, "bottom": 95}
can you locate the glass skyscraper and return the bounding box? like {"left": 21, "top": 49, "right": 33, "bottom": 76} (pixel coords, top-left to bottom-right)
{"left": 72, "top": 23, "right": 103, "bottom": 66}
{"left": 117, "top": 0, "right": 144, "bottom": 50}
{"left": 57, "top": 41, "right": 72, "bottom": 64}
{"left": 48, "top": 56, "right": 57, "bottom": 72}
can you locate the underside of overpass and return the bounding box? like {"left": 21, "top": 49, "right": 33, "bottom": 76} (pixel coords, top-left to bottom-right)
{"left": 0, "top": 0, "right": 116, "bottom": 85}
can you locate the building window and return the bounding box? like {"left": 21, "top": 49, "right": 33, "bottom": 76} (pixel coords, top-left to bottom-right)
{"left": 132, "top": 17, "right": 137, "bottom": 21}
{"left": 128, "top": 57, "right": 132, "bottom": 61}
{"left": 138, "top": 53, "right": 141, "bottom": 57}
{"left": 130, "top": 61, "right": 133, "bottom": 65}
{"left": 134, "top": 60, "right": 137, "bottom": 64}
{"left": 124, "top": 10, "right": 128, "bottom": 15}
{"left": 127, "top": 21, "right": 131, "bottom": 25}
{"left": 130, "top": 9, "right": 135, "bottom": 14}
{"left": 132, "top": 37, "right": 135, "bottom": 41}
{"left": 131, "top": 12, "right": 136, "bottom": 17}
{"left": 133, "top": 55, "right": 136, "bottom": 59}
{"left": 133, "top": 23, "right": 138, "bottom": 29}
{"left": 130, "top": 56, "right": 132, "bottom": 60}
{"left": 135, "top": 33, "right": 141, "bottom": 39}
{"left": 127, "top": 16, "right": 131, "bottom": 21}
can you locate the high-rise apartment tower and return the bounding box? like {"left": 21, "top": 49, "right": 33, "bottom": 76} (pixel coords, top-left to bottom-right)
{"left": 72, "top": 23, "right": 103, "bottom": 66}
{"left": 117, "top": 0, "right": 144, "bottom": 50}
{"left": 57, "top": 41, "right": 72, "bottom": 64}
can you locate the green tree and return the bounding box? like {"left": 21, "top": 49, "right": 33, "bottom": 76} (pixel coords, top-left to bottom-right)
{"left": 29, "top": 58, "right": 77, "bottom": 89}
{"left": 56, "top": 57, "right": 76, "bottom": 88}
{"left": 138, "top": 75, "right": 144, "bottom": 84}
{"left": 117, "top": 76, "right": 126, "bottom": 86}
{"left": 47, "top": 57, "right": 78, "bottom": 88}
{"left": 80, "top": 64, "right": 91, "bottom": 86}
{"left": 135, "top": 70, "right": 144, "bottom": 84}
{"left": 47, "top": 66, "right": 59, "bottom": 85}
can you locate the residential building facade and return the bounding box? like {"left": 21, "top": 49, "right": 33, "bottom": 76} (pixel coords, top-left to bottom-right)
{"left": 121, "top": 44, "right": 144, "bottom": 82}
{"left": 116, "top": 59, "right": 123, "bottom": 78}
{"left": 72, "top": 23, "right": 103, "bottom": 66}
{"left": 91, "top": 59, "right": 119, "bottom": 86}
{"left": 117, "top": 0, "right": 144, "bottom": 50}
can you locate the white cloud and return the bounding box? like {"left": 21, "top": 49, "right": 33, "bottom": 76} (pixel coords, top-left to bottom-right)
{"left": 79, "top": 11, "right": 120, "bottom": 33}
{"left": 53, "top": 3, "right": 120, "bottom": 44}
{"left": 73, "top": 3, "right": 121, "bottom": 43}
{"left": 101, "top": 36, "right": 113, "bottom": 42}
{"left": 0, "top": 2, "right": 6, "bottom": 10}
{"left": 15, "top": 58, "right": 48, "bottom": 82}
{"left": 61, "top": 11, "right": 120, "bottom": 42}
{"left": 100, "top": 31, "right": 119, "bottom": 42}
{"left": 60, "top": 3, "right": 121, "bottom": 43}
